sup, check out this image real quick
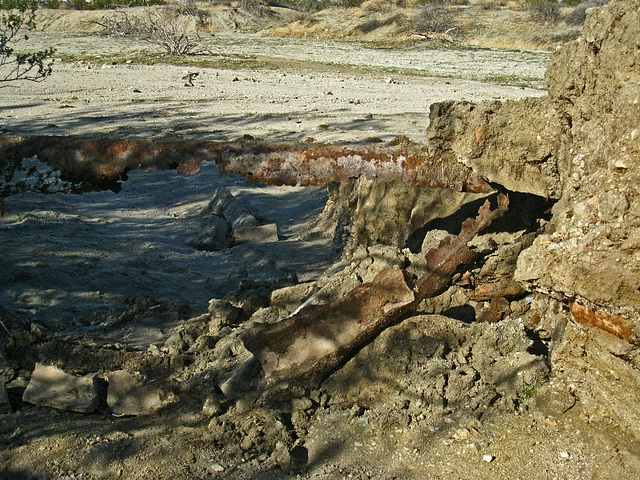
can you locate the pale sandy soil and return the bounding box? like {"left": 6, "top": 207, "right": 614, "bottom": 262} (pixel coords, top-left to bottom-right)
{"left": 1, "top": 31, "right": 548, "bottom": 144}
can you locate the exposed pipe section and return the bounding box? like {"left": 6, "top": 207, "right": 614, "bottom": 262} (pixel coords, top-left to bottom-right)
{"left": 1, "top": 134, "right": 494, "bottom": 194}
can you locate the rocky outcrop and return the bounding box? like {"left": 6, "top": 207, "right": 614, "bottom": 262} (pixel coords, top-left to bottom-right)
{"left": 514, "top": 0, "right": 640, "bottom": 330}
{"left": 413, "top": 0, "right": 640, "bottom": 438}
{"left": 107, "top": 370, "right": 177, "bottom": 416}
{"left": 424, "top": 0, "right": 640, "bottom": 343}
{"left": 427, "top": 97, "right": 570, "bottom": 199}
{"left": 316, "top": 177, "right": 488, "bottom": 253}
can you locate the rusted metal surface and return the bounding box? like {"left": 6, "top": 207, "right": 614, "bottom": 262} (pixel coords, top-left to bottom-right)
{"left": 242, "top": 265, "right": 416, "bottom": 388}
{"left": 210, "top": 140, "right": 494, "bottom": 193}
{"left": 570, "top": 302, "right": 634, "bottom": 342}
{"left": 241, "top": 195, "right": 509, "bottom": 389}
{"left": 414, "top": 194, "right": 510, "bottom": 301}
{"left": 476, "top": 296, "right": 511, "bottom": 323}
{"left": 1, "top": 134, "right": 493, "bottom": 193}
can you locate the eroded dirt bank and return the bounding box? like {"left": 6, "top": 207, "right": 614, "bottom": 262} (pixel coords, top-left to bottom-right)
{"left": 2, "top": 1, "right": 640, "bottom": 479}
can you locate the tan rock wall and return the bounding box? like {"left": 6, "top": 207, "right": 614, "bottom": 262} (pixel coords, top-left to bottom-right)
{"left": 515, "top": 0, "right": 640, "bottom": 335}
{"left": 424, "top": 0, "right": 640, "bottom": 340}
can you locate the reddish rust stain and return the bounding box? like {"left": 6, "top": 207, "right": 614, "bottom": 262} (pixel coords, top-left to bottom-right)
{"left": 1, "top": 134, "right": 494, "bottom": 193}
{"left": 476, "top": 296, "right": 511, "bottom": 323}
{"left": 176, "top": 158, "right": 202, "bottom": 175}
{"left": 570, "top": 302, "right": 633, "bottom": 342}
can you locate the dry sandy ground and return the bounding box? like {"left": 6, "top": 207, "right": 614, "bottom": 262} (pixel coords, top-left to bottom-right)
{"left": 1, "top": 32, "right": 548, "bottom": 144}
{"left": 4, "top": 20, "right": 637, "bottom": 480}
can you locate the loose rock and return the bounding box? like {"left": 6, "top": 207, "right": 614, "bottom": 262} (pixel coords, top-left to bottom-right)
{"left": 107, "top": 370, "right": 177, "bottom": 416}
{"left": 22, "top": 363, "right": 101, "bottom": 413}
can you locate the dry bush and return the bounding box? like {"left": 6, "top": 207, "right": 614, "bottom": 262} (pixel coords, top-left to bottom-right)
{"left": 238, "top": 0, "right": 271, "bottom": 16}
{"left": 412, "top": 4, "right": 457, "bottom": 34}
{"left": 94, "top": 9, "right": 142, "bottom": 36}
{"left": 146, "top": 8, "right": 201, "bottom": 55}
{"left": 170, "top": 0, "right": 212, "bottom": 26}
{"left": 472, "top": 0, "right": 509, "bottom": 9}
{"left": 95, "top": 5, "right": 202, "bottom": 55}
{"left": 409, "top": 0, "right": 470, "bottom": 5}
{"left": 292, "top": 9, "right": 315, "bottom": 25}
{"left": 564, "top": 0, "right": 609, "bottom": 25}
{"left": 361, "top": 0, "right": 400, "bottom": 13}
{"left": 525, "top": 0, "right": 560, "bottom": 22}
{"left": 505, "top": 0, "right": 525, "bottom": 10}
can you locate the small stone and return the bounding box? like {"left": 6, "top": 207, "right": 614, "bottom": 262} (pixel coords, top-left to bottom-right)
{"left": 208, "top": 299, "right": 243, "bottom": 334}
{"left": 210, "top": 463, "right": 225, "bottom": 472}
{"left": 148, "top": 344, "right": 161, "bottom": 356}
{"left": 164, "top": 331, "right": 188, "bottom": 354}
{"left": 560, "top": 451, "right": 570, "bottom": 459}
{"left": 234, "top": 396, "right": 256, "bottom": 415}
{"left": 232, "top": 223, "right": 279, "bottom": 244}
{"left": 202, "top": 395, "right": 224, "bottom": 417}
{"left": 483, "top": 454, "right": 494, "bottom": 463}
{"left": 271, "top": 441, "right": 292, "bottom": 470}
{"left": 0, "top": 382, "right": 11, "bottom": 414}
{"left": 453, "top": 428, "right": 470, "bottom": 440}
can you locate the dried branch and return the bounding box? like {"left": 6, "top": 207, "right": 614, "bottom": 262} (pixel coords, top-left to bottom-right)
{"left": 94, "top": 5, "right": 202, "bottom": 56}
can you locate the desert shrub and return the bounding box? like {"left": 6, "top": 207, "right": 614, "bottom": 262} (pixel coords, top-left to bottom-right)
{"left": 1, "top": 0, "right": 55, "bottom": 82}
{"left": 362, "top": 0, "right": 405, "bottom": 13}
{"left": 266, "top": 0, "right": 366, "bottom": 9}
{"left": 59, "top": 0, "right": 165, "bottom": 10}
{"left": 413, "top": 4, "right": 456, "bottom": 34}
{"left": 238, "top": 0, "right": 272, "bottom": 16}
{"left": 472, "top": 0, "right": 508, "bottom": 9}
{"left": 96, "top": 5, "right": 202, "bottom": 55}
{"left": 410, "top": 0, "right": 469, "bottom": 6}
{"left": 333, "top": 0, "right": 367, "bottom": 6}
{"left": 168, "top": 0, "right": 211, "bottom": 26}
{"left": 142, "top": 9, "right": 202, "bottom": 55}
{"left": 525, "top": 0, "right": 560, "bottom": 22}
{"left": 292, "top": 9, "right": 315, "bottom": 23}
{"left": 265, "top": 0, "right": 315, "bottom": 10}
{"left": 564, "top": 0, "right": 608, "bottom": 25}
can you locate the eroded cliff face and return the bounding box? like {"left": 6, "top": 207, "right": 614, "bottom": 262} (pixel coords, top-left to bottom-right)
{"left": 418, "top": 0, "right": 640, "bottom": 438}
{"left": 517, "top": 0, "right": 640, "bottom": 320}
{"left": 425, "top": 0, "right": 640, "bottom": 337}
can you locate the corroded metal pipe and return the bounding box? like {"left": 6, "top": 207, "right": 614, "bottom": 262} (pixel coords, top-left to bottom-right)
{"left": 1, "top": 134, "right": 493, "bottom": 193}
